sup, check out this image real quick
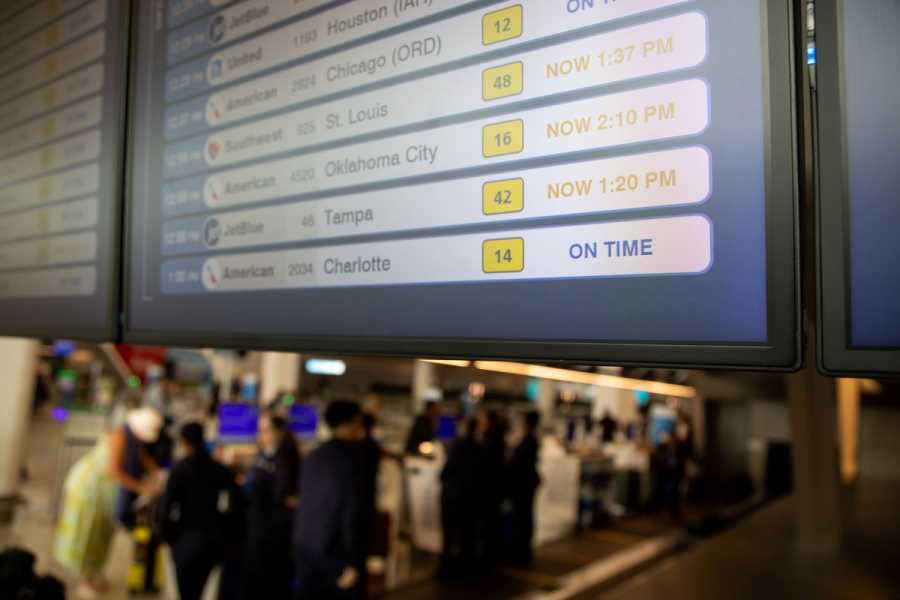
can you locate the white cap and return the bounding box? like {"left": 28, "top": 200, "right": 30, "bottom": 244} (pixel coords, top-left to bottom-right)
{"left": 126, "top": 407, "right": 163, "bottom": 443}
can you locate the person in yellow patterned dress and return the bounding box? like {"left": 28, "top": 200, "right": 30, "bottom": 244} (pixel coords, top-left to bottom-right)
{"left": 54, "top": 408, "right": 162, "bottom": 599}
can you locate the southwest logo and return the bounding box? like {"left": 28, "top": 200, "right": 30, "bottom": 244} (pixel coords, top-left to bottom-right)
{"left": 207, "top": 140, "right": 220, "bottom": 162}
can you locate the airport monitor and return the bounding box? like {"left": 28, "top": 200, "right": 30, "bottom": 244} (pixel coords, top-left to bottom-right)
{"left": 0, "top": 0, "right": 129, "bottom": 340}
{"left": 817, "top": 0, "right": 900, "bottom": 375}
{"left": 125, "top": 0, "right": 799, "bottom": 368}
{"left": 218, "top": 402, "right": 259, "bottom": 444}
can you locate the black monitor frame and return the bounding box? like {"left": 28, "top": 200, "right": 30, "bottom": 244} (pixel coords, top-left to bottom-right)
{"left": 0, "top": 1, "right": 130, "bottom": 342}
{"left": 123, "top": 0, "right": 801, "bottom": 370}
{"left": 816, "top": 0, "right": 900, "bottom": 376}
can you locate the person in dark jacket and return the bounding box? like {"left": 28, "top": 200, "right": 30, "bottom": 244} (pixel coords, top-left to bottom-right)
{"left": 480, "top": 410, "right": 508, "bottom": 569}
{"left": 294, "top": 400, "right": 367, "bottom": 600}
{"left": 361, "top": 412, "right": 383, "bottom": 544}
{"left": 160, "top": 423, "right": 244, "bottom": 600}
{"left": 599, "top": 410, "right": 619, "bottom": 443}
{"left": 439, "top": 418, "right": 484, "bottom": 578}
{"left": 404, "top": 401, "right": 438, "bottom": 456}
{"left": 506, "top": 411, "right": 542, "bottom": 566}
{"left": 240, "top": 413, "right": 301, "bottom": 600}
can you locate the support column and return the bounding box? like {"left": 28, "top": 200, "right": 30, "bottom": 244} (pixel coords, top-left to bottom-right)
{"left": 690, "top": 395, "right": 706, "bottom": 456}
{"left": 836, "top": 378, "right": 861, "bottom": 485}
{"left": 411, "top": 360, "right": 435, "bottom": 414}
{"left": 789, "top": 0, "right": 840, "bottom": 555}
{"left": 0, "top": 338, "right": 38, "bottom": 521}
{"left": 207, "top": 350, "right": 237, "bottom": 403}
{"left": 259, "top": 352, "right": 301, "bottom": 405}
{"left": 536, "top": 380, "right": 556, "bottom": 431}
{"left": 789, "top": 367, "right": 841, "bottom": 554}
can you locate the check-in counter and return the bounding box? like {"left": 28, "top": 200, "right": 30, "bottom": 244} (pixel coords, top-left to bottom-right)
{"left": 405, "top": 438, "right": 580, "bottom": 553}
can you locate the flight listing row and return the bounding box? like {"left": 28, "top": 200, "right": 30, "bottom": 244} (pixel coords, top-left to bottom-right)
{"left": 0, "top": 160, "right": 98, "bottom": 217}
{"left": 0, "top": 0, "right": 88, "bottom": 54}
{"left": 0, "top": 0, "right": 106, "bottom": 78}
{"left": 0, "top": 96, "right": 102, "bottom": 160}
{"left": 0, "top": 265, "right": 95, "bottom": 299}
{"left": 162, "top": 0, "right": 693, "bottom": 102}
{"left": 0, "top": 231, "right": 96, "bottom": 273}
{"left": 161, "top": 9, "right": 707, "bottom": 174}
{"left": 160, "top": 215, "right": 712, "bottom": 294}
{"left": 0, "top": 28, "right": 105, "bottom": 106}
{"left": 167, "top": 0, "right": 437, "bottom": 65}
{"left": 161, "top": 78, "right": 709, "bottom": 218}
{"left": 0, "top": 63, "right": 104, "bottom": 132}
{"left": 161, "top": 146, "right": 709, "bottom": 255}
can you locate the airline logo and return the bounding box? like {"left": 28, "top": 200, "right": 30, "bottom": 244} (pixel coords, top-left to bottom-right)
{"left": 208, "top": 58, "right": 223, "bottom": 83}
{"left": 205, "top": 177, "right": 223, "bottom": 206}
{"left": 204, "top": 218, "right": 222, "bottom": 247}
{"left": 202, "top": 258, "right": 223, "bottom": 290}
{"left": 209, "top": 15, "right": 226, "bottom": 45}
{"left": 207, "top": 98, "right": 223, "bottom": 124}
{"left": 206, "top": 140, "right": 221, "bottom": 163}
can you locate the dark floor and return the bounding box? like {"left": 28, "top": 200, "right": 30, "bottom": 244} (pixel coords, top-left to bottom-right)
{"left": 380, "top": 516, "right": 675, "bottom": 600}
{"left": 588, "top": 478, "right": 900, "bottom": 600}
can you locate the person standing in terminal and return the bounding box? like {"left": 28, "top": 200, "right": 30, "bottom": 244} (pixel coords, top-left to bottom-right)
{"left": 361, "top": 412, "right": 384, "bottom": 558}
{"left": 599, "top": 410, "right": 619, "bottom": 444}
{"left": 160, "top": 423, "right": 244, "bottom": 600}
{"left": 294, "top": 400, "right": 367, "bottom": 600}
{"left": 479, "top": 409, "right": 508, "bottom": 569}
{"left": 404, "top": 400, "right": 438, "bottom": 456}
{"left": 439, "top": 418, "right": 484, "bottom": 579}
{"left": 506, "top": 411, "right": 542, "bottom": 566}
{"left": 240, "top": 413, "right": 301, "bottom": 600}
{"left": 54, "top": 407, "right": 163, "bottom": 599}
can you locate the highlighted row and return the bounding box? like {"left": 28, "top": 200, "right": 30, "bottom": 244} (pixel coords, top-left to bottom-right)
{"left": 0, "top": 230, "right": 97, "bottom": 272}
{"left": 164, "top": 0, "right": 691, "bottom": 102}
{"left": 160, "top": 215, "right": 712, "bottom": 294}
{"left": 163, "top": 78, "right": 710, "bottom": 212}
{"left": 161, "top": 146, "right": 710, "bottom": 255}
{"left": 0, "top": 264, "right": 96, "bottom": 298}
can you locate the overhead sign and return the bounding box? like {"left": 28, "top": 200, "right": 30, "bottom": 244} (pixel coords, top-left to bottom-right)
{"left": 125, "top": 0, "right": 798, "bottom": 367}
{"left": 817, "top": 0, "right": 900, "bottom": 375}
{"left": 0, "top": 0, "right": 129, "bottom": 340}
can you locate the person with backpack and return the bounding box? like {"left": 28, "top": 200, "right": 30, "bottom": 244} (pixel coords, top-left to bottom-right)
{"left": 159, "top": 422, "right": 244, "bottom": 600}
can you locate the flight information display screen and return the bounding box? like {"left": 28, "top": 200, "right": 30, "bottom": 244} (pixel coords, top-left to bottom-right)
{"left": 126, "top": 0, "right": 798, "bottom": 366}
{"left": 818, "top": 0, "right": 900, "bottom": 374}
{"left": 0, "top": 0, "right": 129, "bottom": 340}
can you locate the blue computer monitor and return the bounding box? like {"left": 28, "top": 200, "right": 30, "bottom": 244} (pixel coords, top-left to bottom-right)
{"left": 218, "top": 403, "right": 258, "bottom": 444}
{"left": 289, "top": 404, "right": 319, "bottom": 439}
